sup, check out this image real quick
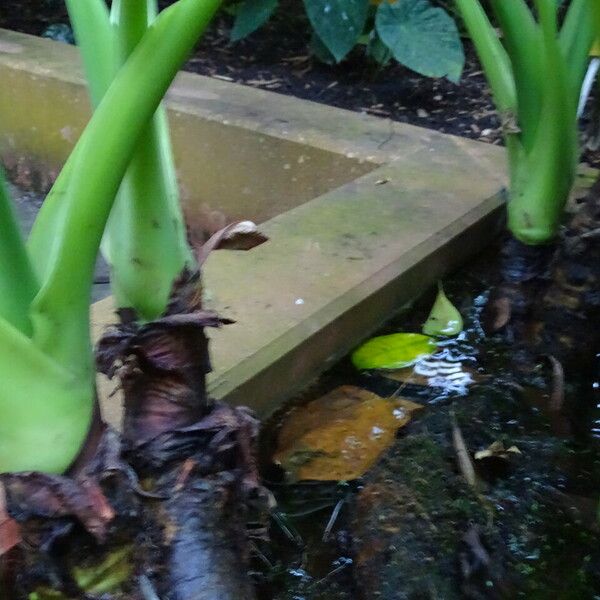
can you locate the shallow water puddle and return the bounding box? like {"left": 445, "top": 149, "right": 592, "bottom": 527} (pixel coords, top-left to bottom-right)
{"left": 258, "top": 245, "right": 600, "bottom": 599}
{"left": 381, "top": 351, "right": 485, "bottom": 396}
{"left": 272, "top": 385, "right": 422, "bottom": 481}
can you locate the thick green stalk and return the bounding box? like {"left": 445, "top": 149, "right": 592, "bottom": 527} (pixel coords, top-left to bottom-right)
{"left": 0, "top": 169, "right": 38, "bottom": 335}
{"left": 103, "top": 0, "right": 192, "bottom": 321}
{"left": 103, "top": 119, "right": 192, "bottom": 321}
{"left": 64, "top": 0, "right": 115, "bottom": 106}
{"left": 30, "top": 0, "right": 222, "bottom": 374}
{"left": 454, "top": 0, "right": 516, "bottom": 112}
{"left": 491, "top": 0, "right": 543, "bottom": 152}
{"left": 67, "top": 0, "right": 193, "bottom": 321}
{"left": 508, "top": 0, "right": 576, "bottom": 244}
{"left": 594, "top": 0, "right": 600, "bottom": 31}
{"left": 458, "top": 0, "right": 585, "bottom": 245}
{"left": 560, "top": 0, "right": 595, "bottom": 96}
{"left": 27, "top": 147, "right": 76, "bottom": 282}
{"left": 2, "top": 0, "right": 220, "bottom": 475}
{"left": 27, "top": 0, "right": 113, "bottom": 280}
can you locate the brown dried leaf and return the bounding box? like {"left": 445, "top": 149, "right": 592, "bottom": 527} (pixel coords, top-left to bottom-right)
{"left": 273, "top": 386, "right": 422, "bottom": 481}
{"left": 196, "top": 221, "right": 268, "bottom": 265}
{"left": 474, "top": 441, "right": 521, "bottom": 461}
{"left": 1, "top": 472, "right": 114, "bottom": 542}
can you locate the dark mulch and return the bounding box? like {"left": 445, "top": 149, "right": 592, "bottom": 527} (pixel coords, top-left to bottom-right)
{"left": 1, "top": 0, "right": 598, "bottom": 165}
{"left": 181, "top": 3, "right": 503, "bottom": 147}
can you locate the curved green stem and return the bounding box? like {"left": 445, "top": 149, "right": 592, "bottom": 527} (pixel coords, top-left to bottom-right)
{"left": 491, "top": 0, "right": 543, "bottom": 152}
{"left": 561, "top": 0, "right": 595, "bottom": 96}
{"left": 31, "top": 0, "right": 221, "bottom": 372}
{"left": 103, "top": 0, "right": 192, "bottom": 321}
{"left": 0, "top": 168, "right": 38, "bottom": 335}
{"left": 454, "top": 0, "right": 516, "bottom": 112}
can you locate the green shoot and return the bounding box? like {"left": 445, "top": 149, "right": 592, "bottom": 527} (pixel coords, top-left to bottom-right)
{"left": 455, "top": 0, "right": 594, "bottom": 244}
{"left": 65, "top": 0, "right": 193, "bottom": 322}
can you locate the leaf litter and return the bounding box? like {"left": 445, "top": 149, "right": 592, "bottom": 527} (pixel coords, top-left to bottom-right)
{"left": 272, "top": 385, "right": 422, "bottom": 481}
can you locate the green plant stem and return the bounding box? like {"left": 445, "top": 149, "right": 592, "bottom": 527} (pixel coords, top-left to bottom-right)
{"left": 104, "top": 0, "right": 193, "bottom": 321}
{"left": 560, "top": 0, "right": 595, "bottom": 96}
{"left": 1, "top": 0, "right": 221, "bottom": 474}
{"left": 0, "top": 169, "right": 38, "bottom": 335}
{"left": 31, "top": 0, "right": 222, "bottom": 375}
{"left": 507, "top": 0, "right": 575, "bottom": 244}
{"left": 491, "top": 0, "right": 543, "bottom": 152}
{"left": 67, "top": 0, "right": 193, "bottom": 321}
{"left": 457, "top": 0, "right": 590, "bottom": 245}
{"left": 454, "top": 0, "right": 515, "bottom": 112}
{"left": 64, "top": 0, "right": 115, "bottom": 106}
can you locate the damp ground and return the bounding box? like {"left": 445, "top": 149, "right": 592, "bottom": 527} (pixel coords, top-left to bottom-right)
{"left": 254, "top": 243, "right": 600, "bottom": 600}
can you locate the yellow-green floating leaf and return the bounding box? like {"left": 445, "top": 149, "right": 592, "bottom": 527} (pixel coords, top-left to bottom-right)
{"left": 422, "top": 283, "right": 463, "bottom": 337}
{"left": 352, "top": 333, "right": 437, "bottom": 370}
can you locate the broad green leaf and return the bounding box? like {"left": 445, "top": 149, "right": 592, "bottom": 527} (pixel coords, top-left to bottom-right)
{"left": 310, "top": 31, "right": 337, "bottom": 64}
{"left": 422, "top": 283, "right": 463, "bottom": 336}
{"left": 231, "top": 0, "right": 278, "bottom": 41}
{"left": 303, "top": 0, "right": 368, "bottom": 62}
{"left": 352, "top": 333, "right": 437, "bottom": 370}
{"left": 375, "top": 0, "right": 464, "bottom": 82}
{"left": 366, "top": 30, "right": 392, "bottom": 66}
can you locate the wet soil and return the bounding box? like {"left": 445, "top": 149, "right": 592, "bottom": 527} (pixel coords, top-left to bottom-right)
{"left": 256, "top": 244, "right": 600, "bottom": 599}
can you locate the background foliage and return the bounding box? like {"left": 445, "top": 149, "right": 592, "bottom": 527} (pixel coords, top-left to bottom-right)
{"left": 228, "top": 0, "right": 465, "bottom": 82}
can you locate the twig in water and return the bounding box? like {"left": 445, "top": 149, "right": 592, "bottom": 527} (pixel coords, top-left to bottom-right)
{"left": 322, "top": 498, "right": 344, "bottom": 542}
{"left": 270, "top": 510, "right": 303, "bottom": 546}
{"left": 310, "top": 558, "right": 352, "bottom": 589}
{"left": 451, "top": 412, "right": 477, "bottom": 488}
{"left": 249, "top": 540, "right": 274, "bottom": 569}
{"left": 545, "top": 354, "right": 565, "bottom": 413}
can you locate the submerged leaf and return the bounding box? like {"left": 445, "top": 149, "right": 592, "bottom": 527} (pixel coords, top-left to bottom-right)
{"left": 272, "top": 385, "right": 423, "bottom": 481}
{"left": 352, "top": 333, "right": 437, "bottom": 370}
{"left": 382, "top": 354, "right": 484, "bottom": 395}
{"left": 422, "top": 283, "right": 463, "bottom": 336}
